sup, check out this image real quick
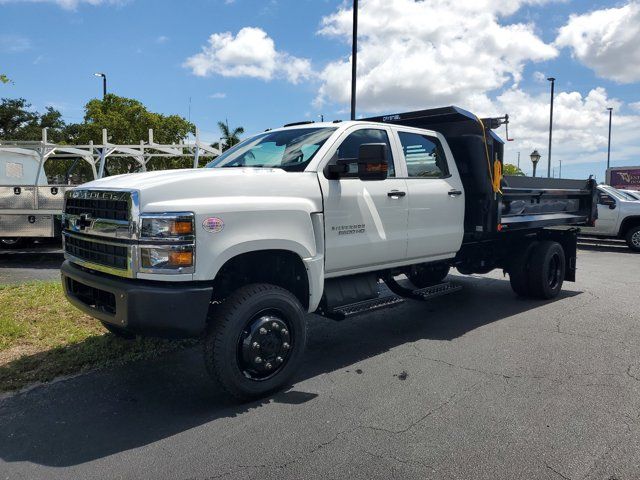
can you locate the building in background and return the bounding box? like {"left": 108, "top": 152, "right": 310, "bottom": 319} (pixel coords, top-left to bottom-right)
{"left": 607, "top": 166, "right": 640, "bottom": 191}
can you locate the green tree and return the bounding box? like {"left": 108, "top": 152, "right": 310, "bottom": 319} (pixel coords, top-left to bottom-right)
{"left": 0, "top": 74, "right": 10, "bottom": 84}
{"left": 0, "top": 98, "right": 38, "bottom": 138}
{"left": 0, "top": 99, "right": 68, "bottom": 142}
{"left": 214, "top": 120, "right": 244, "bottom": 151}
{"left": 68, "top": 94, "right": 196, "bottom": 173}
{"left": 503, "top": 163, "right": 525, "bottom": 176}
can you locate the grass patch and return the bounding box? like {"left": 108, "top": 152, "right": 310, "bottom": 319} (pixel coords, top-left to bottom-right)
{"left": 0, "top": 282, "right": 194, "bottom": 393}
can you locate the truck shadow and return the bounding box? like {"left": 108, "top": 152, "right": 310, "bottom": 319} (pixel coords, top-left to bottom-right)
{"left": 0, "top": 274, "right": 581, "bottom": 468}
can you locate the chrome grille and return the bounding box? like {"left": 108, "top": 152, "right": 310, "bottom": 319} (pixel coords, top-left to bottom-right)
{"left": 62, "top": 189, "right": 138, "bottom": 278}
{"left": 64, "top": 234, "right": 129, "bottom": 270}
{"left": 65, "top": 197, "right": 128, "bottom": 221}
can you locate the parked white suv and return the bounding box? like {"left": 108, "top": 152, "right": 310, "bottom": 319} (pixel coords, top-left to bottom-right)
{"left": 580, "top": 185, "right": 640, "bottom": 251}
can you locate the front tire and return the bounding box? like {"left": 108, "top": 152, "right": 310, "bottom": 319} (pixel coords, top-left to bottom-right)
{"left": 204, "top": 284, "right": 307, "bottom": 402}
{"left": 625, "top": 226, "right": 640, "bottom": 252}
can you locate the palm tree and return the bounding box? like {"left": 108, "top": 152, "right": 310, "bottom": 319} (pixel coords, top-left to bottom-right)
{"left": 214, "top": 120, "right": 244, "bottom": 152}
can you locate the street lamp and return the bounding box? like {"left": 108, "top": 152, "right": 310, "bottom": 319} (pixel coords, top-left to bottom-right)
{"left": 547, "top": 77, "right": 556, "bottom": 178}
{"left": 94, "top": 72, "right": 107, "bottom": 99}
{"left": 530, "top": 150, "right": 541, "bottom": 177}
{"left": 606, "top": 107, "right": 613, "bottom": 171}
{"left": 350, "top": 0, "right": 358, "bottom": 120}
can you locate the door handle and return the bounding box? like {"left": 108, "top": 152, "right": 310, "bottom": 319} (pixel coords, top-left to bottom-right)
{"left": 388, "top": 190, "right": 406, "bottom": 198}
{"left": 448, "top": 189, "right": 463, "bottom": 196}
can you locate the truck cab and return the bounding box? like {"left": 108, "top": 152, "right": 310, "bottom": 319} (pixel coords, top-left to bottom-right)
{"left": 580, "top": 185, "right": 640, "bottom": 251}
{"left": 60, "top": 106, "right": 597, "bottom": 401}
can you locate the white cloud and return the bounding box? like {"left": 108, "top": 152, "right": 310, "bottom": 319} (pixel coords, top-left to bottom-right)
{"left": 0, "top": 34, "right": 31, "bottom": 53}
{"left": 315, "top": 0, "right": 559, "bottom": 112}
{"left": 155, "top": 35, "right": 169, "bottom": 44}
{"left": 0, "top": 0, "right": 126, "bottom": 9}
{"left": 630, "top": 101, "right": 640, "bottom": 112}
{"left": 555, "top": 1, "right": 640, "bottom": 83}
{"left": 494, "top": 87, "right": 640, "bottom": 177}
{"left": 184, "top": 27, "right": 312, "bottom": 84}
{"left": 209, "top": 92, "right": 227, "bottom": 99}
{"left": 533, "top": 71, "right": 547, "bottom": 83}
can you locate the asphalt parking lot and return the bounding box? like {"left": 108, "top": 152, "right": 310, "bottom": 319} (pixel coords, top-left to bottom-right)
{"left": 1, "top": 243, "right": 639, "bottom": 480}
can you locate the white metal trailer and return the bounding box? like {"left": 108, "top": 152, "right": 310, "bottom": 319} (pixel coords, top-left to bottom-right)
{"left": 0, "top": 128, "right": 221, "bottom": 247}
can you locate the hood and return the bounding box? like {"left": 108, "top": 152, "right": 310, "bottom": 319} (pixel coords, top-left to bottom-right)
{"left": 78, "top": 167, "right": 323, "bottom": 214}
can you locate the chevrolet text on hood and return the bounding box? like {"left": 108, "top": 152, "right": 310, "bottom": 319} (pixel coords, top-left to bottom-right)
{"left": 61, "top": 106, "right": 598, "bottom": 402}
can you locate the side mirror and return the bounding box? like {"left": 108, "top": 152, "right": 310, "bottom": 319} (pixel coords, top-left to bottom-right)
{"left": 599, "top": 194, "right": 616, "bottom": 209}
{"left": 357, "top": 143, "right": 388, "bottom": 181}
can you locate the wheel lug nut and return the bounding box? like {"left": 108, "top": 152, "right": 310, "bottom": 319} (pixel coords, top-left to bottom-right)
{"left": 271, "top": 322, "right": 279, "bottom": 330}
{"left": 252, "top": 342, "right": 260, "bottom": 349}
{"left": 265, "top": 362, "right": 273, "bottom": 370}
{"left": 276, "top": 356, "right": 283, "bottom": 363}
{"left": 282, "top": 342, "right": 290, "bottom": 350}
{"left": 281, "top": 329, "right": 288, "bottom": 336}
{"left": 259, "top": 327, "right": 267, "bottom": 335}
{"left": 254, "top": 356, "right": 263, "bottom": 364}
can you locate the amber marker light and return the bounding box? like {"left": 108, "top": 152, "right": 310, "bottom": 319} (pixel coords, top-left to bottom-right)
{"left": 169, "top": 250, "right": 193, "bottom": 267}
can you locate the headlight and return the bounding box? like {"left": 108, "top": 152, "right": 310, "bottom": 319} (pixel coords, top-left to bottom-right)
{"left": 140, "top": 245, "right": 194, "bottom": 270}
{"left": 138, "top": 212, "right": 195, "bottom": 274}
{"left": 140, "top": 213, "right": 194, "bottom": 240}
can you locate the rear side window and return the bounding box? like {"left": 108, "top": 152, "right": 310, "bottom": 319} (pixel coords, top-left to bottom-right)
{"left": 398, "top": 131, "right": 449, "bottom": 178}
{"left": 336, "top": 128, "right": 395, "bottom": 178}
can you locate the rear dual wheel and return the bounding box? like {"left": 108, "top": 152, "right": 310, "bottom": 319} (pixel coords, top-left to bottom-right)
{"left": 509, "top": 241, "right": 565, "bottom": 300}
{"left": 204, "top": 283, "right": 307, "bottom": 402}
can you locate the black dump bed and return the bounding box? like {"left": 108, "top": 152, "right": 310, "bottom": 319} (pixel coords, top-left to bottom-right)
{"left": 365, "top": 106, "right": 597, "bottom": 240}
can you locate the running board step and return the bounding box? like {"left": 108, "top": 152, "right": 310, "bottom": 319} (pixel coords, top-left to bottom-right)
{"left": 326, "top": 295, "right": 405, "bottom": 321}
{"left": 412, "top": 281, "right": 463, "bottom": 300}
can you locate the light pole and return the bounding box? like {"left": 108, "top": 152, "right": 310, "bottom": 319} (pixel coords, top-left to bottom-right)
{"left": 350, "top": 0, "right": 358, "bottom": 121}
{"left": 559, "top": 158, "right": 562, "bottom": 179}
{"left": 318, "top": 114, "right": 324, "bottom": 122}
{"left": 547, "top": 77, "right": 555, "bottom": 178}
{"left": 94, "top": 72, "right": 107, "bottom": 99}
{"left": 517, "top": 151, "right": 521, "bottom": 169}
{"left": 606, "top": 107, "right": 613, "bottom": 171}
{"left": 530, "top": 150, "right": 541, "bottom": 178}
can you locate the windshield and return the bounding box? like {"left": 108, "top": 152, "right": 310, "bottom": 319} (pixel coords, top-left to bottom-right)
{"left": 206, "top": 127, "right": 337, "bottom": 172}
{"left": 602, "top": 185, "right": 636, "bottom": 201}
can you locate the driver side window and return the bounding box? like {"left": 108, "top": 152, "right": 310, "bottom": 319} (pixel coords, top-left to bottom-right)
{"left": 336, "top": 128, "right": 395, "bottom": 178}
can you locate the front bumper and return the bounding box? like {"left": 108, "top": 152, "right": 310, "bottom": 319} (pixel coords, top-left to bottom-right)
{"left": 61, "top": 260, "right": 213, "bottom": 338}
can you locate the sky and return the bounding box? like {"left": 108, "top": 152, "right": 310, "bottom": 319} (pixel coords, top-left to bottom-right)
{"left": 1, "top": 0, "right": 639, "bottom": 182}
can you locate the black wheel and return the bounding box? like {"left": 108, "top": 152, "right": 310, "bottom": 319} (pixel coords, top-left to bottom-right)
{"left": 204, "top": 283, "right": 307, "bottom": 402}
{"left": 625, "top": 226, "right": 640, "bottom": 252}
{"left": 408, "top": 263, "right": 450, "bottom": 288}
{"left": 0, "top": 238, "right": 27, "bottom": 249}
{"left": 508, "top": 243, "right": 536, "bottom": 297}
{"left": 527, "top": 241, "right": 565, "bottom": 299}
{"left": 101, "top": 321, "right": 136, "bottom": 339}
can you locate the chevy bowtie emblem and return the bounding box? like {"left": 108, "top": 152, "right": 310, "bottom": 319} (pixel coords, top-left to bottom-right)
{"left": 75, "top": 214, "right": 93, "bottom": 231}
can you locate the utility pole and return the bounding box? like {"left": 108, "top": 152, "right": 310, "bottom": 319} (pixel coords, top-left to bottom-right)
{"left": 607, "top": 107, "right": 613, "bottom": 170}
{"left": 350, "top": 0, "right": 358, "bottom": 121}
{"left": 547, "top": 77, "right": 555, "bottom": 178}
{"left": 517, "top": 151, "right": 520, "bottom": 169}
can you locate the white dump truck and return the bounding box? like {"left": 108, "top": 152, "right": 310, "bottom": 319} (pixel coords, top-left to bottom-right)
{"left": 60, "top": 107, "right": 597, "bottom": 401}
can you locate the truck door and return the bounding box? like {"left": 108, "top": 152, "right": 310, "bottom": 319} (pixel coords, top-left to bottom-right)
{"left": 318, "top": 126, "right": 409, "bottom": 274}
{"left": 394, "top": 128, "right": 465, "bottom": 260}
{"left": 585, "top": 190, "right": 620, "bottom": 234}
